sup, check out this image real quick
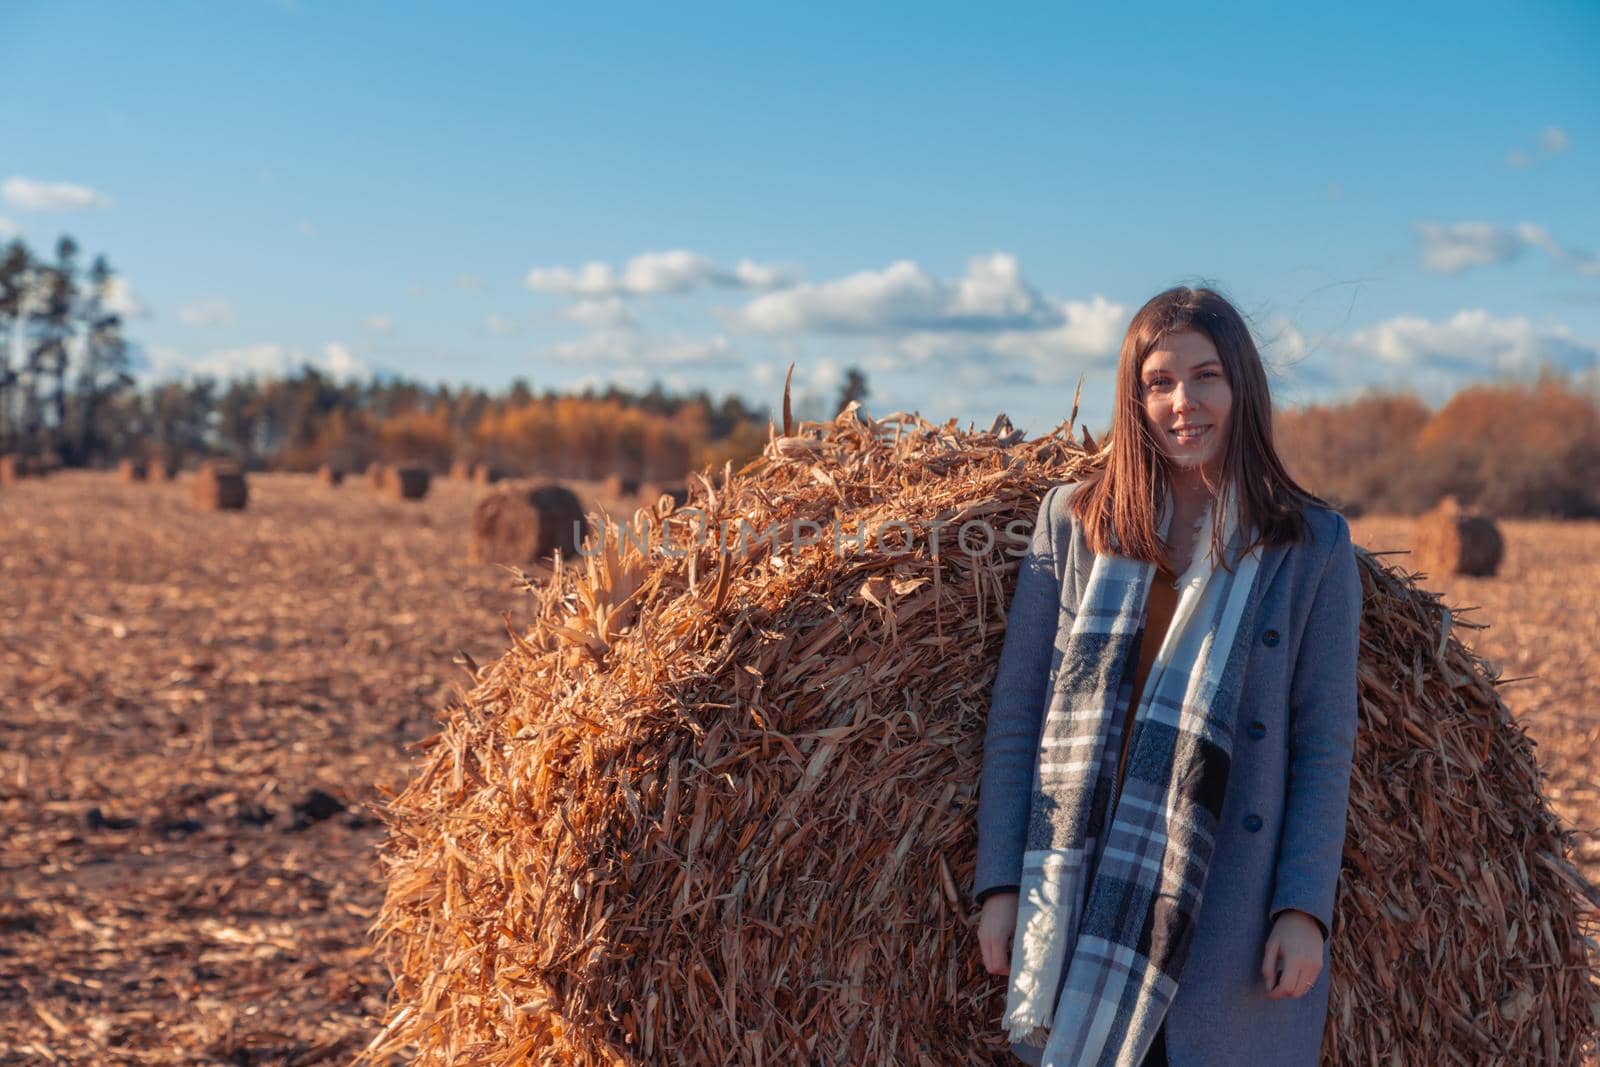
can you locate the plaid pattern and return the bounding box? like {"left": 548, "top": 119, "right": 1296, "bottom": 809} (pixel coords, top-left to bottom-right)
{"left": 1004, "top": 483, "right": 1265, "bottom": 1066}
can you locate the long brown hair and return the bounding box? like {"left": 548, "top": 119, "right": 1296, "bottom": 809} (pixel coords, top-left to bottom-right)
{"left": 1069, "top": 285, "right": 1329, "bottom": 572}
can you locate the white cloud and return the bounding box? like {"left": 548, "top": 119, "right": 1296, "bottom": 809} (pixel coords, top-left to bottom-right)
{"left": 525, "top": 249, "right": 796, "bottom": 298}
{"left": 541, "top": 329, "right": 742, "bottom": 369}
{"left": 1416, "top": 220, "right": 1599, "bottom": 276}
{"left": 178, "top": 299, "right": 236, "bottom": 328}
{"left": 1348, "top": 310, "right": 1596, "bottom": 377}
{"left": 365, "top": 313, "right": 394, "bottom": 334}
{"left": 140, "top": 340, "right": 370, "bottom": 383}
{"left": 2, "top": 176, "right": 112, "bottom": 211}
{"left": 737, "top": 253, "right": 1062, "bottom": 335}
{"left": 733, "top": 258, "right": 792, "bottom": 288}
{"left": 296, "top": 219, "right": 318, "bottom": 237}
{"left": 1416, "top": 221, "right": 1523, "bottom": 273}
{"left": 565, "top": 296, "right": 636, "bottom": 328}
{"left": 486, "top": 313, "right": 518, "bottom": 336}
{"left": 1507, "top": 126, "right": 1571, "bottom": 169}
{"left": 1266, "top": 309, "right": 1599, "bottom": 406}
{"left": 101, "top": 275, "right": 148, "bottom": 318}
{"left": 321, "top": 341, "right": 366, "bottom": 379}
{"left": 749, "top": 362, "right": 780, "bottom": 389}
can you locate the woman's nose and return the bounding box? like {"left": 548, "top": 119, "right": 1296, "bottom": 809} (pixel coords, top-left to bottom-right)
{"left": 1172, "top": 383, "right": 1197, "bottom": 412}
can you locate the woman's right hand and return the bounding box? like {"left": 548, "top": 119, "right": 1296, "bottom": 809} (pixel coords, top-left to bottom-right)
{"left": 978, "top": 891, "right": 1020, "bottom": 975}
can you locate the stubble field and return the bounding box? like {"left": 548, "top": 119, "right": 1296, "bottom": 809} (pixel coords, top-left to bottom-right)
{"left": 0, "top": 472, "right": 1595, "bottom": 1064}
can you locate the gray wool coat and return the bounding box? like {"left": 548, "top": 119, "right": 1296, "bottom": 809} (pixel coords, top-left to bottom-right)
{"left": 973, "top": 480, "right": 1363, "bottom": 1066}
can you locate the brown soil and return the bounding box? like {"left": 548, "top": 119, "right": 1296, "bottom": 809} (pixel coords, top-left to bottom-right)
{"left": 0, "top": 477, "right": 1591, "bottom": 1063}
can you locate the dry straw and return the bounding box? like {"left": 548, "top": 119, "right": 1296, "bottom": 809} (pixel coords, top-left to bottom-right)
{"left": 1413, "top": 495, "right": 1505, "bottom": 578}
{"left": 362, "top": 379, "right": 1599, "bottom": 1065}
{"left": 469, "top": 483, "right": 590, "bottom": 568}
{"left": 638, "top": 482, "right": 690, "bottom": 511}
{"left": 193, "top": 461, "right": 247, "bottom": 511}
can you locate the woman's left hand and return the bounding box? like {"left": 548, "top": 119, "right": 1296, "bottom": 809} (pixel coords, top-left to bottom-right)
{"left": 1261, "top": 909, "right": 1324, "bottom": 999}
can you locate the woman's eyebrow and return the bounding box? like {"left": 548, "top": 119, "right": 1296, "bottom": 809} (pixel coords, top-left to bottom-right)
{"left": 1143, "top": 359, "right": 1220, "bottom": 378}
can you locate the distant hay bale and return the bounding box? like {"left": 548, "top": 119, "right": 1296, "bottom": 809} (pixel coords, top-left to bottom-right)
{"left": 449, "top": 460, "right": 473, "bottom": 481}
{"left": 367, "top": 462, "right": 386, "bottom": 490}
{"left": 468, "top": 482, "right": 590, "bottom": 567}
{"left": 364, "top": 402, "right": 1599, "bottom": 1066}
{"left": 471, "top": 463, "right": 505, "bottom": 487}
{"left": 0, "top": 454, "right": 31, "bottom": 484}
{"left": 118, "top": 459, "right": 148, "bottom": 483}
{"left": 150, "top": 457, "right": 179, "bottom": 482}
{"left": 603, "top": 473, "right": 641, "bottom": 497}
{"left": 317, "top": 463, "right": 345, "bottom": 488}
{"left": 192, "top": 462, "right": 248, "bottom": 511}
{"left": 1413, "top": 495, "right": 1504, "bottom": 577}
{"left": 384, "top": 466, "right": 431, "bottom": 501}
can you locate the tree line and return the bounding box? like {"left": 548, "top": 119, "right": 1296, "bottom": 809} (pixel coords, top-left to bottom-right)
{"left": 0, "top": 235, "right": 878, "bottom": 482}
{"left": 6, "top": 232, "right": 1593, "bottom": 515}
{"left": 1275, "top": 369, "right": 1600, "bottom": 519}
{"left": 0, "top": 236, "right": 136, "bottom": 465}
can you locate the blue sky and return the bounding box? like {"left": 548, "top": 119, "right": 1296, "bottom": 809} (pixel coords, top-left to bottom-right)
{"left": 3, "top": 0, "right": 1597, "bottom": 433}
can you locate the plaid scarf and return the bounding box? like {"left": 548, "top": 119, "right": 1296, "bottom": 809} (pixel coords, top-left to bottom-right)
{"left": 1004, "top": 482, "right": 1266, "bottom": 1066}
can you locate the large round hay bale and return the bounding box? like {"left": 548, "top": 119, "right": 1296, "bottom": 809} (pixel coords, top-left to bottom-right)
{"left": 118, "top": 458, "right": 148, "bottom": 483}
{"left": 317, "top": 463, "right": 345, "bottom": 488}
{"left": 385, "top": 466, "right": 431, "bottom": 501}
{"left": 1413, "top": 495, "right": 1504, "bottom": 577}
{"left": 192, "top": 462, "right": 247, "bottom": 511}
{"left": 468, "top": 482, "right": 590, "bottom": 567}
{"left": 365, "top": 405, "right": 1600, "bottom": 1066}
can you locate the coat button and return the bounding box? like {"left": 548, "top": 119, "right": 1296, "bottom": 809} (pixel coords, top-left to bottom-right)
{"left": 1244, "top": 813, "right": 1263, "bottom": 832}
{"left": 1247, "top": 720, "right": 1266, "bottom": 740}
{"left": 1262, "top": 628, "right": 1280, "bottom": 647}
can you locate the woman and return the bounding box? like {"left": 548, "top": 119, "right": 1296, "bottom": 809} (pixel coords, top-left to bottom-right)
{"left": 971, "top": 286, "right": 1363, "bottom": 1066}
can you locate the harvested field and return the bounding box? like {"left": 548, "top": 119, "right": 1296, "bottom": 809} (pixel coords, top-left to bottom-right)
{"left": 0, "top": 471, "right": 635, "bottom": 1065}
{"left": 0, "top": 473, "right": 1595, "bottom": 1063}
{"left": 1348, "top": 514, "right": 1600, "bottom": 879}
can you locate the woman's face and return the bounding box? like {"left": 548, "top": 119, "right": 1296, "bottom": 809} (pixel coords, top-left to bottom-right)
{"left": 1139, "top": 329, "right": 1232, "bottom": 481}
